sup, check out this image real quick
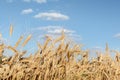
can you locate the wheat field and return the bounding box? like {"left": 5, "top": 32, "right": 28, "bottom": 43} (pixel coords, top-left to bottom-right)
{"left": 0, "top": 26, "right": 120, "bottom": 80}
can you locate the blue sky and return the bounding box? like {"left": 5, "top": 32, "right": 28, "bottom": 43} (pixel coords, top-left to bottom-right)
{"left": 0, "top": 0, "right": 120, "bottom": 53}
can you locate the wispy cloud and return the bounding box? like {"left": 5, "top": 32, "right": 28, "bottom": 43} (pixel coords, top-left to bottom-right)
{"left": 6, "top": 0, "right": 14, "bottom": 3}
{"left": 113, "top": 33, "right": 120, "bottom": 39}
{"left": 21, "top": 8, "right": 33, "bottom": 15}
{"left": 47, "top": 29, "right": 74, "bottom": 34}
{"left": 33, "top": 26, "right": 81, "bottom": 41}
{"left": 90, "top": 46, "right": 103, "bottom": 54}
{"left": 23, "top": 0, "right": 47, "bottom": 3}
{"left": 36, "top": 26, "right": 74, "bottom": 34}
{"left": 23, "top": 0, "right": 31, "bottom": 2}
{"left": 92, "top": 46, "right": 103, "bottom": 50}
{"left": 34, "top": 0, "right": 47, "bottom": 3}
{"left": 34, "top": 12, "right": 69, "bottom": 21}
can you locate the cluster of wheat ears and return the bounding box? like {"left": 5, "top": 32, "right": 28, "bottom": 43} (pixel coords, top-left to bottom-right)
{"left": 0, "top": 25, "right": 120, "bottom": 80}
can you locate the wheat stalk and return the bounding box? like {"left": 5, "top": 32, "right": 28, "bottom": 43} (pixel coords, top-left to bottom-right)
{"left": 14, "top": 36, "right": 24, "bottom": 48}
{"left": 22, "top": 34, "right": 32, "bottom": 47}
{"left": 9, "top": 24, "right": 13, "bottom": 36}
{"left": 0, "top": 27, "right": 120, "bottom": 80}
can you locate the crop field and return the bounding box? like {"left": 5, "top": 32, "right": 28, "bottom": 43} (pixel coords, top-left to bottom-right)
{"left": 0, "top": 26, "right": 120, "bottom": 80}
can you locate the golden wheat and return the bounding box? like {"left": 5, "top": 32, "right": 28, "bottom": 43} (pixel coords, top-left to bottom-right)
{"left": 0, "top": 27, "right": 120, "bottom": 80}
{"left": 22, "top": 34, "right": 32, "bottom": 47}
{"left": 9, "top": 24, "right": 13, "bottom": 36}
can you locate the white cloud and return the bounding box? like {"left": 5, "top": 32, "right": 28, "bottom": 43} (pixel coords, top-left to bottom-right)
{"left": 92, "top": 46, "right": 103, "bottom": 50}
{"left": 33, "top": 26, "right": 82, "bottom": 41}
{"left": 36, "top": 26, "right": 74, "bottom": 34}
{"left": 34, "top": 12, "right": 69, "bottom": 21}
{"left": 23, "top": 0, "right": 31, "bottom": 2}
{"left": 48, "top": 28, "right": 74, "bottom": 34}
{"left": 23, "top": 0, "right": 47, "bottom": 3}
{"left": 50, "top": 0, "right": 59, "bottom": 1}
{"left": 36, "top": 26, "right": 61, "bottom": 30}
{"left": 114, "top": 33, "right": 120, "bottom": 39}
{"left": 34, "top": 0, "right": 46, "bottom": 3}
{"left": 21, "top": 8, "right": 33, "bottom": 14}
{"left": 6, "top": 0, "right": 13, "bottom": 3}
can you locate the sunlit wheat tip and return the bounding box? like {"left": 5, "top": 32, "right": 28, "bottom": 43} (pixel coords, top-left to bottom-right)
{"left": 22, "top": 34, "right": 32, "bottom": 47}
{"left": 10, "top": 24, "right": 13, "bottom": 36}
